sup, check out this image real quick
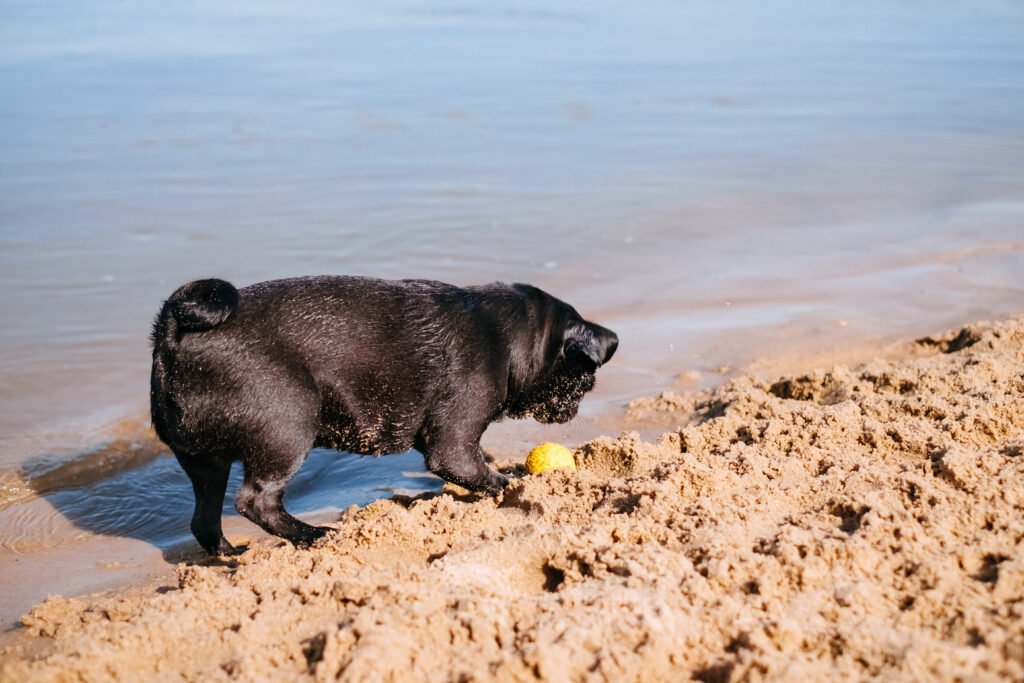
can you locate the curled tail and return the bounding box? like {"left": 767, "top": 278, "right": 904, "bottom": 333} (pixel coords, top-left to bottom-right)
{"left": 151, "top": 278, "right": 239, "bottom": 353}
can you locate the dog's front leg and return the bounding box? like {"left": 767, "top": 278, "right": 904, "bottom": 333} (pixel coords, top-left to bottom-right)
{"left": 420, "top": 428, "right": 509, "bottom": 496}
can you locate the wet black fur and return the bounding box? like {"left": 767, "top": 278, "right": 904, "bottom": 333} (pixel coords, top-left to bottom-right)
{"left": 150, "top": 276, "right": 618, "bottom": 554}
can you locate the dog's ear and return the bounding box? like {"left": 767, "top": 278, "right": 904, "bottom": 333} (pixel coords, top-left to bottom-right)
{"left": 563, "top": 322, "right": 619, "bottom": 369}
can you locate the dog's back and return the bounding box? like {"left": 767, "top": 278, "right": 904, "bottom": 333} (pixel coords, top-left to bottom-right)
{"left": 151, "top": 276, "right": 503, "bottom": 457}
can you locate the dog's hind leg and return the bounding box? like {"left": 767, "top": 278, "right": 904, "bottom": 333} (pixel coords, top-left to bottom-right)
{"left": 234, "top": 448, "right": 329, "bottom": 547}
{"left": 176, "top": 454, "right": 237, "bottom": 555}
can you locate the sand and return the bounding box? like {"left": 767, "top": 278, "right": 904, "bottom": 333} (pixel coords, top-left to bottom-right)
{"left": 2, "top": 317, "right": 1023, "bottom": 682}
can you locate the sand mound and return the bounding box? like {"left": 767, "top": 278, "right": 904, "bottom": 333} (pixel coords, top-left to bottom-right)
{"left": 3, "top": 318, "right": 1024, "bottom": 681}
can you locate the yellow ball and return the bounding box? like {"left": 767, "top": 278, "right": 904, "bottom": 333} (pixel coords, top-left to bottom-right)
{"left": 526, "top": 442, "right": 576, "bottom": 474}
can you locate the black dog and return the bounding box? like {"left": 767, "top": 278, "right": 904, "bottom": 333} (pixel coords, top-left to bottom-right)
{"left": 150, "top": 276, "right": 617, "bottom": 554}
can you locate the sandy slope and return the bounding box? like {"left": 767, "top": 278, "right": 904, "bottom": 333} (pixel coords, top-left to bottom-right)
{"left": 3, "top": 318, "right": 1023, "bottom": 682}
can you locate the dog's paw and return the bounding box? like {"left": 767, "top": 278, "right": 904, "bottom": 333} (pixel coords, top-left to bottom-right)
{"left": 486, "top": 471, "right": 511, "bottom": 495}
{"left": 288, "top": 525, "right": 332, "bottom": 549}
{"left": 217, "top": 538, "right": 246, "bottom": 556}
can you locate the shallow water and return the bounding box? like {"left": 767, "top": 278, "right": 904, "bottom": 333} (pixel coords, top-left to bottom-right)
{"left": 2, "top": 448, "right": 440, "bottom": 554}
{"left": 1, "top": 0, "right": 1023, "bottom": 620}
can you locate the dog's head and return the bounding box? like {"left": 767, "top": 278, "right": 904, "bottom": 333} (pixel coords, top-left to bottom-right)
{"left": 502, "top": 284, "right": 618, "bottom": 424}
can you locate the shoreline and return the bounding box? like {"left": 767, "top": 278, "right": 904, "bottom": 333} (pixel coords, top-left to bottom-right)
{"left": 3, "top": 314, "right": 1022, "bottom": 680}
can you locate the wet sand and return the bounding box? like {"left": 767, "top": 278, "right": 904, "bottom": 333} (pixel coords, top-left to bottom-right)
{"left": 3, "top": 315, "right": 1022, "bottom": 681}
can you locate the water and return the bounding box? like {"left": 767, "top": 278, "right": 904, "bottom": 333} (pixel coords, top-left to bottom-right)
{"left": 2, "top": 447, "right": 440, "bottom": 554}
{"left": 1, "top": 0, "right": 1023, "bottom": 619}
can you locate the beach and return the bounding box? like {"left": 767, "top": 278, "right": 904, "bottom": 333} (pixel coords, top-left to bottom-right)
{"left": 2, "top": 315, "right": 1023, "bottom": 680}
{"left": 2, "top": 0, "right": 1024, "bottom": 679}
